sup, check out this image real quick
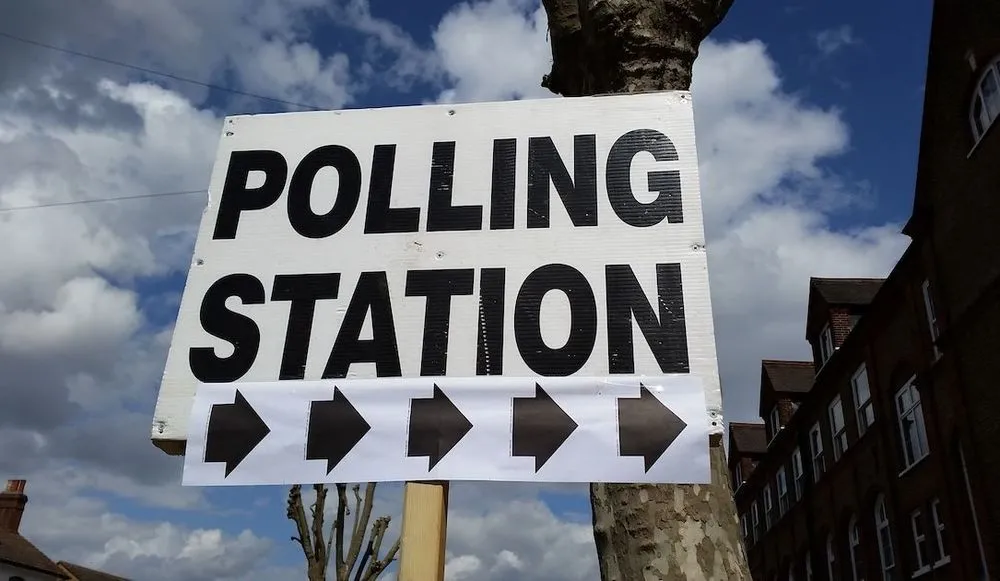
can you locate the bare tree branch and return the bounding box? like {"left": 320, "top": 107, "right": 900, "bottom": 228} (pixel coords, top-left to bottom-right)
{"left": 288, "top": 483, "right": 398, "bottom": 581}
{"left": 361, "top": 516, "right": 399, "bottom": 581}
{"left": 346, "top": 482, "right": 376, "bottom": 573}
{"left": 312, "top": 484, "right": 328, "bottom": 576}
{"left": 334, "top": 483, "right": 348, "bottom": 578}
{"left": 288, "top": 485, "right": 326, "bottom": 581}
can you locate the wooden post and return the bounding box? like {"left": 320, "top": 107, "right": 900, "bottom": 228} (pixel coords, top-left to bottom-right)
{"left": 397, "top": 481, "right": 449, "bottom": 581}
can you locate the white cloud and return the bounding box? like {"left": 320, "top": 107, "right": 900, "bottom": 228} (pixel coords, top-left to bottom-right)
{"left": 431, "top": 0, "right": 551, "bottom": 103}
{"left": 1, "top": 0, "right": 352, "bottom": 115}
{"left": 14, "top": 479, "right": 290, "bottom": 581}
{"left": 814, "top": 25, "right": 859, "bottom": 56}
{"left": 445, "top": 499, "right": 596, "bottom": 581}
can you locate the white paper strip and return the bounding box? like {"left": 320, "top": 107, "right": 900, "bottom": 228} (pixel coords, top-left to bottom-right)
{"left": 181, "top": 375, "right": 709, "bottom": 485}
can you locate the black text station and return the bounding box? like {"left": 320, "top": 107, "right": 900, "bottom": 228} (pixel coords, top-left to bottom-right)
{"left": 189, "top": 129, "right": 693, "bottom": 383}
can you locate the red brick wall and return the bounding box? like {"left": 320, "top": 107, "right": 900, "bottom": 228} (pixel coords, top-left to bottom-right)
{"left": 830, "top": 308, "right": 855, "bottom": 348}
{"left": 737, "top": 249, "right": 993, "bottom": 579}
{"left": 908, "top": 0, "right": 1000, "bottom": 569}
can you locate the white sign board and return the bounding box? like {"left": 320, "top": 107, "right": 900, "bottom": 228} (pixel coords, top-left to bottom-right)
{"left": 154, "top": 91, "right": 723, "bottom": 485}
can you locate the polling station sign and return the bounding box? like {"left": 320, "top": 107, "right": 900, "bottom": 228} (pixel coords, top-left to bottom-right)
{"left": 153, "top": 91, "right": 722, "bottom": 486}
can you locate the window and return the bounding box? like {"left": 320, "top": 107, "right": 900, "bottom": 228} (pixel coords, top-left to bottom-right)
{"left": 792, "top": 447, "right": 804, "bottom": 501}
{"left": 852, "top": 365, "right": 875, "bottom": 435}
{"left": 930, "top": 498, "right": 949, "bottom": 565}
{"left": 733, "top": 461, "right": 743, "bottom": 490}
{"left": 769, "top": 406, "right": 782, "bottom": 441}
{"left": 805, "top": 552, "right": 814, "bottom": 581}
{"left": 741, "top": 513, "right": 750, "bottom": 542}
{"left": 896, "top": 378, "right": 929, "bottom": 469}
{"left": 764, "top": 484, "right": 774, "bottom": 529}
{"left": 875, "top": 495, "right": 895, "bottom": 579}
{"left": 826, "top": 533, "right": 837, "bottom": 580}
{"left": 829, "top": 396, "right": 849, "bottom": 460}
{"left": 819, "top": 323, "right": 835, "bottom": 365}
{"left": 751, "top": 500, "right": 760, "bottom": 542}
{"left": 912, "top": 509, "right": 930, "bottom": 572}
{"left": 971, "top": 57, "right": 1000, "bottom": 142}
{"left": 849, "top": 516, "right": 865, "bottom": 581}
{"left": 777, "top": 466, "right": 789, "bottom": 515}
{"left": 810, "top": 422, "right": 826, "bottom": 481}
{"left": 921, "top": 280, "right": 941, "bottom": 359}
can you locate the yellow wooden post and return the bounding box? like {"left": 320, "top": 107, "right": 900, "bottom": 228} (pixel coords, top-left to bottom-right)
{"left": 397, "top": 481, "right": 449, "bottom": 581}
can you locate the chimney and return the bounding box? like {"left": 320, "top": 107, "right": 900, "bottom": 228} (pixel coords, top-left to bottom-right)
{"left": 0, "top": 479, "right": 28, "bottom": 533}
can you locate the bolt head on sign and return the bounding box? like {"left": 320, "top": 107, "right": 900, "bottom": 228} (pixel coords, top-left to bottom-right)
{"left": 152, "top": 91, "right": 722, "bottom": 486}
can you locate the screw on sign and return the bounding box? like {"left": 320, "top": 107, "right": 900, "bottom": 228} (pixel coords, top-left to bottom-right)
{"left": 153, "top": 92, "right": 722, "bottom": 581}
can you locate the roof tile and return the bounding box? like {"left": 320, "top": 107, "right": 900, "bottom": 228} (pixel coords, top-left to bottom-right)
{"left": 762, "top": 360, "right": 815, "bottom": 395}
{"left": 730, "top": 423, "right": 767, "bottom": 455}
{"left": 810, "top": 277, "right": 885, "bottom": 306}
{"left": 0, "top": 530, "right": 66, "bottom": 578}
{"left": 58, "top": 561, "right": 130, "bottom": 581}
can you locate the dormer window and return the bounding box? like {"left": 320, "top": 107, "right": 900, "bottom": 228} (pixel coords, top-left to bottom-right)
{"left": 971, "top": 55, "right": 1000, "bottom": 144}
{"left": 819, "top": 323, "right": 835, "bottom": 365}
{"left": 768, "top": 406, "right": 782, "bottom": 442}
{"left": 734, "top": 461, "right": 744, "bottom": 490}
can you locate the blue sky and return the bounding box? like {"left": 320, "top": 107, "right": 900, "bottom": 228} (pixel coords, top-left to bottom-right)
{"left": 0, "top": 1, "right": 930, "bottom": 579}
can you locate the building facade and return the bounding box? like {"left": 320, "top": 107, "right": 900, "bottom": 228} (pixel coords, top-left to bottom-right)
{"left": 727, "top": 0, "right": 1000, "bottom": 579}
{"left": 730, "top": 271, "right": 992, "bottom": 580}
{"left": 903, "top": 0, "right": 1000, "bottom": 565}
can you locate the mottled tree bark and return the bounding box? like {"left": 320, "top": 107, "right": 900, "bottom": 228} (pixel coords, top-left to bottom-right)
{"left": 539, "top": 1, "right": 750, "bottom": 579}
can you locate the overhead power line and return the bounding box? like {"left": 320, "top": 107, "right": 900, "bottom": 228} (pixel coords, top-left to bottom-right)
{"left": 0, "top": 189, "right": 206, "bottom": 213}
{"left": 0, "top": 30, "right": 323, "bottom": 111}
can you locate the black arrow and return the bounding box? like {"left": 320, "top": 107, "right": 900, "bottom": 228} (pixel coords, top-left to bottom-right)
{"left": 512, "top": 383, "right": 579, "bottom": 471}
{"left": 618, "top": 384, "right": 687, "bottom": 472}
{"left": 407, "top": 384, "right": 473, "bottom": 470}
{"left": 306, "top": 387, "right": 371, "bottom": 474}
{"left": 204, "top": 390, "right": 270, "bottom": 477}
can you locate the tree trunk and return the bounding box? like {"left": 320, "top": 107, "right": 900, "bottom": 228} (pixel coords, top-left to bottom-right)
{"left": 540, "top": 1, "right": 750, "bottom": 579}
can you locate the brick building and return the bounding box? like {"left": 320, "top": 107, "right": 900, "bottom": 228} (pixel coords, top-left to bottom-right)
{"left": 903, "top": 0, "right": 1000, "bottom": 564}
{"left": 727, "top": 0, "right": 1000, "bottom": 579}
{"left": 0, "top": 480, "right": 129, "bottom": 581}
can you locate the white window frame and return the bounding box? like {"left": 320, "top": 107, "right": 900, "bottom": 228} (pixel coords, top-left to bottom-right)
{"left": 896, "top": 378, "right": 929, "bottom": 471}
{"left": 810, "top": 422, "right": 826, "bottom": 481}
{"left": 733, "top": 461, "right": 743, "bottom": 490}
{"left": 875, "top": 495, "right": 895, "bottom": 579}
{"left": 852, "top": 364, "right": 875, "bottom": 435}
{"left": 826, "top": 533, "right": 836, "bottom": 580}
{"left": 741, "top": 513, "right": 750, "bottom": 542}
{"left": 911, "top": 509, "right": 930, "bottom": 574}
{"left": 768, "top": 406, "right": 782, "bottom": 442}
{"left": 819, "top": 323, "right": 835, "bottom": 365}
{"left": 970, "top": 56, "right": 1000, "bottom": 144}
{"left": 763, "top": 484, "right": 774, "bottom": 529}
{"left": 792, "top": 447, "right": 804, "bottom": 501}
{"left": 848, "top": 516, "right": 863, "bottom": 581}
{"left": 921, "top": 279, "right": 941, "bottom": 360}
{"left": 751, "top": 500, "right": 760, "bottom": 543}
{"left": 805, "top": 552, "right": 814, "bottom": 581}
{"left": 829, "top": 396, "right": 849, "bottom": 460}
{"left": 776, "top": 466, "right": 789, "bottom": 516}
{"left": 931, "top": 498, "right": 950, "bottom": 566}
